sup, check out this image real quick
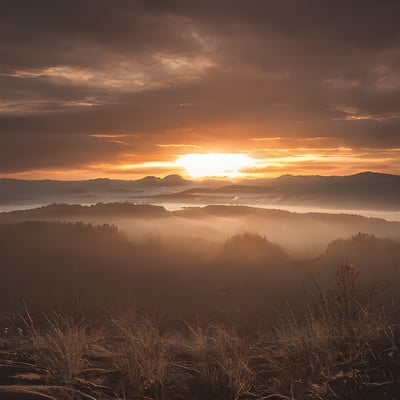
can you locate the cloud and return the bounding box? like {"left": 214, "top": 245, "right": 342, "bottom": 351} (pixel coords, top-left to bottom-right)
{"left": 1, "top": 1, "right": 400, "bottom": 176}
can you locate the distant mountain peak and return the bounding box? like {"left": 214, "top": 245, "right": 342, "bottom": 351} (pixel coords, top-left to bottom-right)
{"left": 351, "top": 171, "right": 388, "bottom": 177}
{"left": 136, "top": 175, "right": 160, "bottom": 183}
{"left": 162, "top": 174, "right": 190, "bottom": 185}
{"left": 131, "top": 174, "right": 191, "bottom": 187}
{"left": 163, "top": 174, "right": 184, "bottom": 181}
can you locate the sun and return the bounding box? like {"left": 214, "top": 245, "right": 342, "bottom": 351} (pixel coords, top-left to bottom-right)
{"left": 174, "top": 153, "right": 255, "bottom": 178}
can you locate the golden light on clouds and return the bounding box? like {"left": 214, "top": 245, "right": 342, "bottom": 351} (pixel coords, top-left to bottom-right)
{"left": 174, "top": 153, "right": 256, "bottom": 178}
{"left": 2, "top": 3, "right": 400, "bottom": 180}
{"left": 2, "top": 142, "right": 399, "bottom": 181}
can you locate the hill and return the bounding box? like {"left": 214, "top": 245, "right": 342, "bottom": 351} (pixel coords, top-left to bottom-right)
{"left": 150, "top": 172, "right": 400, "bottom": 210}
{"left": 1, "top": 171, "right": 400, "bottom": 211}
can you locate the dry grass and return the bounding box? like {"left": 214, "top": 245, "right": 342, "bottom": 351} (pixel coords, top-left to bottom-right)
{"left": 109, "top": 313, "right": 180, "bottom": 399}
{"left": 2, "top": 263, "right": 400, "bottom": 400}
{"left": 21, "top": 313, "right": 104, "bottom": 385}
{"left": 16, "top": 311, "right": 113, "bottom": 400}
{"left": 185, "top": 320, "right": 255, "bottom": 399}
{"left": 256, "top": 262, "right": 400, "bottom": 399}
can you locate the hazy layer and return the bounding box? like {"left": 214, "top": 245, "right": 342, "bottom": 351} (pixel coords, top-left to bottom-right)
{"left": 1, "top": 218, "right": 399, "bottom": 322}
{"left": 161, "top": 202, "right": 400, "bottom": 222}
{"left": 2, "top": 203, "right": 400, "bottom": 260}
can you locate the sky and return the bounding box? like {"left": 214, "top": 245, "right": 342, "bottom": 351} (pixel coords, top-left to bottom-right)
{"left": 1, "top": 0, "right": 400, "bottom": 179}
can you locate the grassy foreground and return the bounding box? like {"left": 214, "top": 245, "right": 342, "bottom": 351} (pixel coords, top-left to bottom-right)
{"left": 1, "top": 263, "right": 400, "bottom": 400}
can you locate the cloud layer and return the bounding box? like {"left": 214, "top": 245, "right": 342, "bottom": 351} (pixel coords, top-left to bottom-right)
{"left": 1, "top": 0, "right": 400, "bottom": 177}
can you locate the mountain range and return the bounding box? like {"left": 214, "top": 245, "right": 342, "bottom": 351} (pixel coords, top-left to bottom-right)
{"left": 1, "top": 171, "right": 399, "bottom": 211}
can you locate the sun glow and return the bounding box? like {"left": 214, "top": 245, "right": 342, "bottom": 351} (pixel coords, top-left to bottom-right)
{"left": 175, "top": 153, "right": 256, "bottom": 178}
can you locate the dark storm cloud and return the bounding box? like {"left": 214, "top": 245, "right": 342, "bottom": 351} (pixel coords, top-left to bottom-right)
{"left": 1, "top": 0, "right": 400, "bottom": 174}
